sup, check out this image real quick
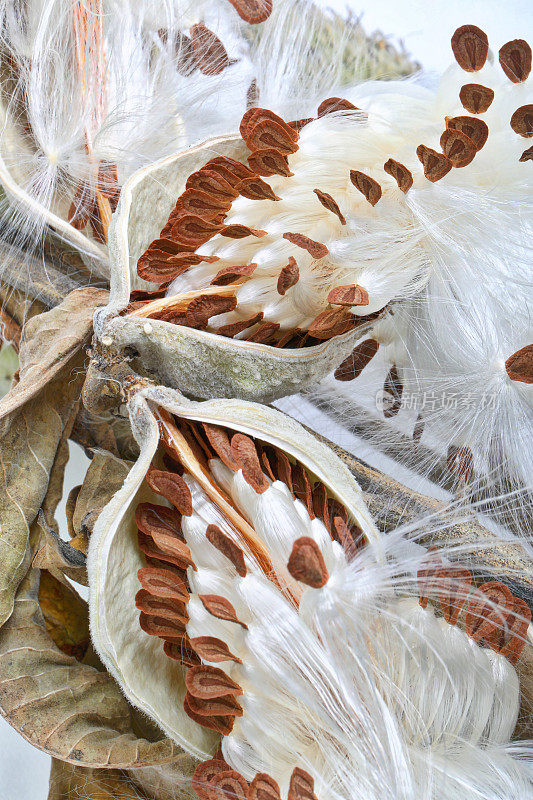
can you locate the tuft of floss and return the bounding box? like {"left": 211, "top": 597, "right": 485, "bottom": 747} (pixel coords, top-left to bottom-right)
{"left": 132, "top": 414, "right": 533, "bottom": 800}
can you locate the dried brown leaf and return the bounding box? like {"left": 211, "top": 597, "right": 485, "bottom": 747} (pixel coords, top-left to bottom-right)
{"left": 38, "top": 569, "right": 90, "bottom": 660}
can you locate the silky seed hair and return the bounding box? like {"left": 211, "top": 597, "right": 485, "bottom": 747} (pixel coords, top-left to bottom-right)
{"left": 130, "top": 407, "right": 532, "bottom": 800}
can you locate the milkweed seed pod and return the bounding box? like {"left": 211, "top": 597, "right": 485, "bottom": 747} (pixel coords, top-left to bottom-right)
{"left": 88, "top": 385, "right": 533, "bottom": 800}
{"left": 94, "top": 25, "right": 530, "bottom": 402}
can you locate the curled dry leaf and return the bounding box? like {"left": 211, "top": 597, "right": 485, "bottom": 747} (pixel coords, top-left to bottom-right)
{"left": 38, "top": 569, "right": 90, "bottom": 660}
{"left": 88, "top": 384, "right": 380, "bottom": 760}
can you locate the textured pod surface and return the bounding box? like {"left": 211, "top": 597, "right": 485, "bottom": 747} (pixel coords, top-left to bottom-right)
{"left": 88, "top": 386, "right": 380, "bottom": 759}
{"left": 95, "top": 136, "right": 380, "bottom": 402}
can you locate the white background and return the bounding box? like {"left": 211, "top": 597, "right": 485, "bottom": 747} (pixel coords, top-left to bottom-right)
{"left": 1, "top": 1, "right": 531, "bottom": 798}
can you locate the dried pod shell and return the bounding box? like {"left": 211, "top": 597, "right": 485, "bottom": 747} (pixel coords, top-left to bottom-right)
{"left": 88, "top": 386, "right": 381, "bottom": 759}
{"left": 95, "top": 136, "right": 378, "bottom": 402}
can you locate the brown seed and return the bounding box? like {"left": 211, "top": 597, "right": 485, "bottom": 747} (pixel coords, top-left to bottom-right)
{"left": 164, "top": 638, "right": 201, "bottom": 667}
{"left": 97, "top": 161, "right": 119, "bottom": 199}
{"left": 137, "top": 247, "right": 218, "bottom": 283}
{"left": 383, "top": 365, "right": 403, "bottom": 418}
{"left": 451, "top": 25, "right": 489, "bottom": 72}
{"left": 510, "top": 105, "right": 533, "bottom": 138}
{"left": 505, "top": 344, "right": 533, "bottom": 383}
{"left": 248, "top": 149, "right": 293, "bottom": 177}
{"left": 312, "top": 482, "right": 330, "bottom": 532}
{"left": 459, "top": 83, "right": 494, "bottom": 114}
{"left": 383, "top": 158, "right": 413, "bottom": 193}
{"left": 333, "top": 516, "right": 362, "bottom": 561}
{"left": 170, "top": 215, "right": 223, "bottom": 247}
{"left": 236, "top": 176, "right": 280, "bottom": 201}
{"left": 465, "top": 581, "right": 514, "bottom": 645}
{"left": 245, "top": 119, "right": 299, "bottom": 156}
{"left": 139, "top": 612, "right": 187, "bottom": 639}
{"left": 282, "top": 232, "right": 329, "bottom": 258}
{"left": 287, "top": 537, "right": 329, "bottom": 588}
{"left": 189, "top": 636, "right": 242, "bottom": 664}
{"left": 186, "top": 168, "right": 238, "bottom": 201}
{"left": 275, "top": 327, "right": 304, "bottom": 348}
{"left": 199, "top": 594, "right": 248, "bottom": 629}
{"left": 334, "top": 338, "right": 379, "bottom": 381}
{"left": 137, "top": 566, "right": 189, "bottom": 602}
{"left": 146, "top": 468, "right": 193, "bottom": 515}
{"left": 211, "top": 263, "right": 257, "bottom": 286}
{"left": 231, "top": 433, "right": 269, "bottom": 493}
{"left": 416, "top": 145, "right": 452, "bottom": 182}
{"left": 68, "top": 180, "right": 94, "bottom": 229}
{"left": 240, "top": 107, "right": 298, "bottom": 140}
{"left": 221, "top": 224, "right": 267, "bottom": 239}
{"left": 186, "top": 294, "right": 237, "bottom": 328}
{"left": 135, "top": 590, "right": 189, "bottom": 624}
{"left": 446, "top": 116, "right": 489, "bottom": 150}
{"left": 173, "top": 188, "right": 232, "bottom": 219}
{"left": 447, "top": 445, "right": 474, "bottom": 483}
{"left": 499, "top": 39, "right": 532, "bottom": 83}
{"left": 226, "top": 0, "right": 273, "bottom": 24}
{"left": 202, "top": 423, "right": 241, "bottom": 470}
{"left": 245, "top": 321, "right": 280, "bottom": 344}
{"left": 135, "top": 503, "right": 183, "bottom": 540}
{"left": 248, "top": 773, "right": 282, "bottom": 800}
{"left": 317, "top": 97, "right": 358, "bottom": 116}
{"left": 277, "top": 257, "right": 299, "bottom": 295}
{"left": 434, "top": 566, "right": 472, "bottom": 626}
{"left": 328, "top": 284, "right": 369, "bottom": 307}
{"left": 217, "top": 312, "right": 264, "bottom": 338}
{"left": 440, "top": 128, "right": 477, "bottom": 168}
{"left": 186, "top": 692, "right": 243, "bottom": 719}
{"left": 307, "top": 307, "right": 354, "bottom": 339}
{"left": 288, "top": 118, "right": 314, "bottom": 132}
{"left": 190, "top": 23, "right": 231, "bottom": 75}
{"left": 209, "top": 770, "right": 249, "bottom": 800}
{"left": 183, "top": 694, "right": 235, "bottom": 736}
{"left": 313, "top": 189, "right": 346, "bottom": 224}
{"left": 412, "top": 414, "right": 425, "bottom": 445}
{"left": 192, "top": 759, "right": 229, "bottom": 800}
{"left": 519, "top": 144, "right": 533, "bottom": 162}
{"left": 138, "top": 529, "right": 196, "bottom": 571}
{"left": 186, "top": 665, "right": 243, "bottom": 699}
{"left": 205, "top": 156, "right": 255, "bottom": 184}
{"left": 291, "top": 463, "right": 315, "bottom": 519}
{"left": 288, "top": 767, "right": 317, "bottom": 800}
{"left": 499, "top": 597, "right": 532, "bottom": 665}
{"left": 349, "top": 170, "right": 382, "bottom": 206}
{"left": 276, "top": 450, "right": 294, "bottom": 494}
{"left": 206, "top": 524, "right": 247, "bottom": 576}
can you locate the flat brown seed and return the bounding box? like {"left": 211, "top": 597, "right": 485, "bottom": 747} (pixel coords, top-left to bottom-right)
{"left": 246, "top": 321, "right": 281, "bottom": 344}
{"left": 383, "top": 158, "right": 413, "bottom": 192}
{"left": 205, "top": 156, "right": 255, "bottom": 184}
{"left": 276, "top": 450, "right": 294, "bottom": 494}
{"left": 211, "top": 263, "right": 257, "bottom": 285}
{"left": 416, "top": 145, "right": 452, "bottom": 182}
{"left": 505, "top": 344, "right": 533, "bottom": 383}
{"left": 282, "top": 232, "right": 329, "bottom": 258}
{"left": 287, "top": 537, "right": 329, "bottom": 588}
{"left": 451, "top": 25, "right": 489, "bottom": 72}
{"left": 314, "top": 189, "right": 346, "bottom": 224}
{"left": 328, "top": 284, "right": 369, "bottom": 306}
{"left": 231, "top": 433, "right": 269, "bottom": 493}
{"left": 291, "top": 462, "right": 314, "bottom": 519}
{"left": 186, "top": 665, "right": 243, "bottom": 699}
{"left": 189, "top": 636, "right": 242, "bottom": 664}
{"left": 499, "top": 39, "right": 532, "bottom": 83}
{"left": 499, "top": 597, "right": 532, "bottom": 665}
{"left": 465, "top": 581, "right": 514, "bottom": 645}
{"left": 236, "top": 176, "right": 280, "bottom": 201}
{"left": 186, "top": 294, "right": 237, "bottom": 328}
{"left": 288, "top": 118, "right": 314, "bottom": 131}
{"left": 317, "top": 97, "right": 358, "bottom": 116}
{"left": 226, "top": 0, "right": 273, "bottom": 24}
{"left": 334, "top": 338, "right": 379, "bottom": 381}
{"left": 139, "top": 612, "right": 187, "bottom": 639}
{"left": 277, "top": 257, "right": 299, "bottom": 295}
{"left": 135, "top": 590, "right": 189, "bottom": 624}
{"left": 510, "top": 105, "right": 533, "bottom": 138}
{"left": 440, "top": 128, "right": 477, "bottom": 167}
{"left": 137, "top": 567, "right": 189, "bottom": 602}
{"left": 248, "top": 149, "right": 293, "bottom": 177}
{"left": 209, "top": 771, "right": 249, "bottom": 800}
{"left": 245, "top": 119, "right": 299, "bottom": 155}
{"left": 68, "top": 180, "right": 94, "bottom": 229}
{"left": 183, "top": 695, "right": 235, "bottom": 736}
{"left": 146, "top": 468, "right": 193, "bottom": 515}
{"left": 248, "top": 773, "right": 282, "bottom": 800}
{"left": 206, "top": 523, "right": 247, "bottom": 576}
{"left": 333, "top": 516, "right": 362, "bottom": 561}
{"left": 190, "top": 23, "right": 230, "bottom": 75}
{"left": 97, "top": 161, "right": 119, "bottom": 198}
{"left": 350, "top": 170, "right": 382, "bottom": 206}
{"left": 171, "top": 215, "right": 223, "bottom": 246}
{"left": 199, "top": 594, "right": 248, "bottom": 628}
{"left": 383, "top": 364, "right": 403, "bottom": 418}
{"left": 186, "top": 692, "right": 243, "bottom": 719}
{"left": 446, "top": 116, "right": 489, "bottom": 150}
{"left": 221, "top": 224, "right": 267, "bottom": 239}
{"left": 217, "top": 312, "right": 264, "bottom": 337}
{"left": 138, "top": 531, "right": 192, "bottom": 570}
{"left": 312, "top": 482, "right": 330, "bottom": 532}
{"left": 307, "top": 307, "right": 354, "bottom": 339}
{"left": 519, "top": 144, "right": 533, "bottom": 161}
{"left": 186, "top": 168, "right": 238, "bottom": 201}
{"left": 192, "top": 759, "right": 229, "bottom": 800}
{"left": 173, "top": 188, "right": 231, "bottom": 218}
{"left": 202, "top": 423, "right": 241, "bottom": 470}
{"left": 459, "top": 83, "right": 494, "bottom": 114}
{"left": 288, "top": 767, "right": 317, "bottom": 800}
{"left": 135, "top": 503, "right": 183, "bottom": 540}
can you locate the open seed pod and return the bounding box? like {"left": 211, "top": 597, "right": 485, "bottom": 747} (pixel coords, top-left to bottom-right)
{"left": 94, "top": 129, "right": 385, "bottom": 401}
{"left": 88, "top": 384, "right": 381, "bottom": 759}
{"left": 88, "top": 384, "right": 533, "bottom": 798}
